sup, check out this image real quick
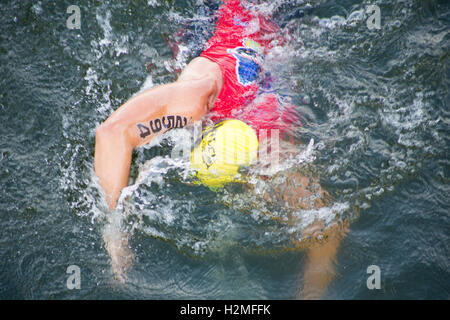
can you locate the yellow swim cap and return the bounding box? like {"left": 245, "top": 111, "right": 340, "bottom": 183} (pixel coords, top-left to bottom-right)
{"left": 190, "top": 119, "right": 259, "bottom": 188}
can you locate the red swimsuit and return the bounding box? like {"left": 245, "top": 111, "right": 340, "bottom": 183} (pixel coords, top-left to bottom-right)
{"left": 200, "top": 0, "right": 298, "bottom": 139}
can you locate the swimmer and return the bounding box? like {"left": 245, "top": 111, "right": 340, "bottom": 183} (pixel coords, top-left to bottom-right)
{"left": 94, "top": 0, "right": 347, "bottom": 299}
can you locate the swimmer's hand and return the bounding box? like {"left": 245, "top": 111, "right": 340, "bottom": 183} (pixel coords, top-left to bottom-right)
{"left": 103, "top": 225, "right": 134, "bottom": 283}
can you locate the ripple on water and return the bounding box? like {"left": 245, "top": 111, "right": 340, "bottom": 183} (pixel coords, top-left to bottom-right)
{"left": 49, "top": 0, "right": 450, "bottom": 299}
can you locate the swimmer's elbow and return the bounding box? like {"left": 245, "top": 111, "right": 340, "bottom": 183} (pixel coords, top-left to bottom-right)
{"left": 202, "top": 75, "right": 221, "bottom": 111}
{"left": 95, "top": 121, "right": 132, "bottom": 147}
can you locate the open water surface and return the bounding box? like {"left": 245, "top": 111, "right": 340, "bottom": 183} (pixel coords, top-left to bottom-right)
{"left": 0, "top": 0, "right": 449, "bottom": 299}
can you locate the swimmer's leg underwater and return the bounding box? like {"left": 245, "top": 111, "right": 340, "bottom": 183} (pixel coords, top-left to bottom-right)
{"left": 241, "top": 162, "right": 349, "bottom": 299}
{"left": 282, "top": 163, "right": 349, "bottom": 300}
{"left": 281, "top": 159, "right": 350, "bottom": 299}
{"left": 300, "top": 222, "right": 349, "bottom": 299}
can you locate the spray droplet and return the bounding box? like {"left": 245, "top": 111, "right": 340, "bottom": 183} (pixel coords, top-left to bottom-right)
{"left": 302, "top": 95, "right": 310, "bottom": 105}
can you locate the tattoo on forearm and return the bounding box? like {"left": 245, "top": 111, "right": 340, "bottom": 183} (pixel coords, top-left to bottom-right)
{"left": 137, "top": 115, "right": 188, "bottom": 139}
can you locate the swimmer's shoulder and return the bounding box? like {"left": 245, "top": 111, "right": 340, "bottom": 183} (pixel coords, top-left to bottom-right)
{"left": 177, "top": 57, "right": 222, "bottom": 83}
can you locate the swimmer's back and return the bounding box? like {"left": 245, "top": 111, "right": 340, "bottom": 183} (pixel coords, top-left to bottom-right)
{"left": 200, "top": 0, "right": 284, "bottom": 119}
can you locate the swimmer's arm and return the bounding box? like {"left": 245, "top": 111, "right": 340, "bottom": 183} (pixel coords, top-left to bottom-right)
{"left": 94, "top": 57, "right": 223, "bottom": 210}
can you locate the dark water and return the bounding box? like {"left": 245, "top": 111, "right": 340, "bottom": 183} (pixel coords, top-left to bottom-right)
{"left": 1, "top": 0, "right": 449, "bottom": 299}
